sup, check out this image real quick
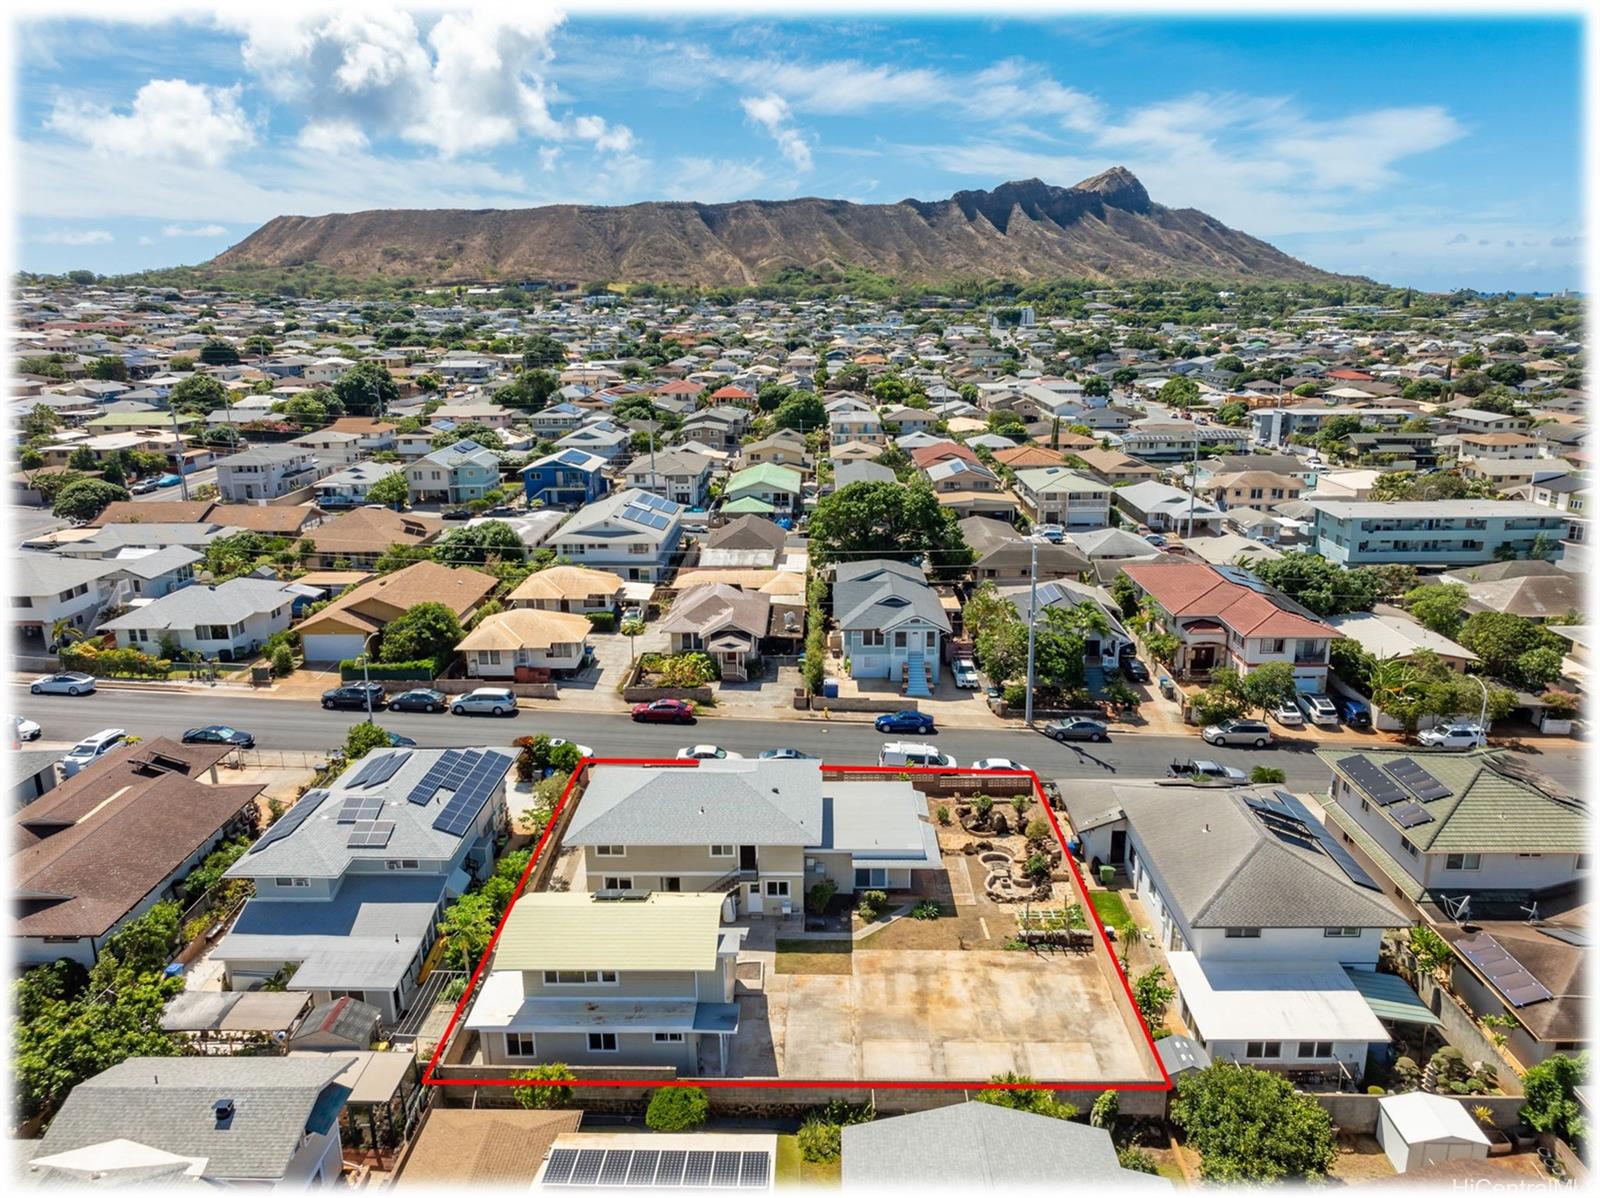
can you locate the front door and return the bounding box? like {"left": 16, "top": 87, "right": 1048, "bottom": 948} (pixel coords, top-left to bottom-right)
{"left": 1109, "top": 829, "right": 1127, "bottom": 867}
{"left": 739, "top": 845, "right": 757, "bottom": 872}
{"left": 746, "top": 882, "right": 763, "bottom": 915}
{"left": 1190, "top": 645, "right": 1217, "bottom": 673}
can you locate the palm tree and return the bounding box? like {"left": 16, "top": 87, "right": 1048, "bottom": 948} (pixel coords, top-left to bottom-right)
{"left": 49, "top": 619, "right": 83, "bottom": 657}
{"left": 619, "top": 618, "right": 646, "bottom": 661}
{"left": 1368, "top": 656, "right": 1426, "bottom": 734}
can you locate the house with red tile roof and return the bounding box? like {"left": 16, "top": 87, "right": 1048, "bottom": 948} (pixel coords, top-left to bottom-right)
{"left": 910, "top": 441, "right": 979, "bottom": 471}
{"left": 1121, "top": 560, "right": 1340, "bottom": 690}
{"left": 707, "top": 384, "right": 756, "bottom": 406}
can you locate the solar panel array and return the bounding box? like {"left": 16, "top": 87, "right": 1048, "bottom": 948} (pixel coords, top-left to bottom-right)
{"left": 249, "top": 790, "right": 328, "bottom": 853}
{"left": 620, "top": 502, "right": 672, "bottom": 531}
{"left": 1337, "top": 755, "right": 1408, "bottom": 806}
{"left": 1265, "top": 790, "right": 1382, "bottom": 892}
{"left": 542, "top": 1148, "right": 770, "bottom": 1189}
{"left": 634, "top": 491, "right": 677, "bottom": 513}
{"left": 1383, "top": 757, "right": 1453, "bottom": 802}
{"left": 557, "top": 449, "right": 591, "bottom": 466}
{"left": 346, "top": 819, "right": 395, "bottom": 849}
{"left": 433, "top": 753, "right": 512, "bottom": 837}
{"left": 406, "top": 749, "right": 468, "bottom": 805}
{"left": 337, "top": 794, "right": 385, "bottom": 824}
{"left": 358, "top": 750, "right": 410, "bottom": 789}
{"left": 1457, "top": 932, "right": 1553, "bottom": 1008}
{"left": 1390, "top": 801, "right": 1435, "bottom": 828}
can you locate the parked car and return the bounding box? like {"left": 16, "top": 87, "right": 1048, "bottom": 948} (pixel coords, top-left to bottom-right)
{"left": 1271, "top": 698, "right": 1305, "bottom": 727}
{"left": 1201, "top": 719, "right": 1273, "bottom": 748}
{"left": 972, "top": 757, "right": 1029, "bottom": 773}
{"left": 321, "top": 683, "right": 387, "bottom": 712}
{"left": 879, "top": 741, "right": 958, "bottom": 767}
{"left": 632, "top": 698, "right": 696, "bottom": 724}
{"left": 549, "top": 737, "right": 594, "bottom": 759}
{"left": 1120, "top": 657, "right": 1151, "bottom": 683}
{"left": 181, "top": 725, "right": 256, "bottom": 749}
{"left": 759, "top": 748, "right": 818, "bottom": 760}
{"left": 11, "top": 715, "right": 42, "bottom": 742}
{"left": 1337, "top": 696, "right": 1373, "bottom": 731}
{"left": 387, "top": 687, "right": 449, "bottom": 713}
{"left": 1169, "top": 758, "right": 1248, "bottom": 782}
{"left": 875, "top": 710, "right": 936, "bottom": 735}
{"left": 953, "top": 659, "right": 981, "bottom": 689}
{"left": 1143, "top": 532, "right": 1168, "bottom": 547}
{"left": 676, "top": 745, "right": 742, "bottom": 760}
{"left": 61, "top": 728, "right": 130, "bottom": 777}
{"left": 388, "top": 732, "right": 419, "bottom": 747}
{"left": 442, "top": 509, "right": 472, "bottom": 521}
{"left": 156, "top": 473, "right": 182, "bottom": 489}
{"left": 484, "top": 505, "right": 517, "bottom": 517}
{"left": 130, "top": 477, "right": 161, "bottom": 495}
{"left": 30, "top": 672, "right": 96, "bottom": 696}
{"left": 1031, "top": 523, "right": 1065, "bottom": 543}
{"left": 1297, "top": 692, "right": 1340, "bottom": 727}
{"left": 1042, "top": 718, "right": 1109, "bottom": 742}
{"left": 1418, "top": 723, "right": 1488, "bottom": 750}
{"left": 451, "top": 687, "right": 518, "bottom": 717}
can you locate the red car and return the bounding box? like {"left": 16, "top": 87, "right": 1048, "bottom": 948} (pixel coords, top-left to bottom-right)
{"left": 632, "top": 698, "right": 696, "bottom": 724}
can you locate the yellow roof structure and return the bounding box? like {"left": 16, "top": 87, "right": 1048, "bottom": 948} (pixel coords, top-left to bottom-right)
{"left": 493, "top": 892, "right": 726, "bottom": 972}
{"left": 455, "top": 608, "right": 592, "bottom": 652}
{"left": 508, "top": 564, "right": 626, "bottom": 604}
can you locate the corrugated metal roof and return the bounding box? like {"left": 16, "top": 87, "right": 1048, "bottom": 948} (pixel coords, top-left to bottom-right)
{"left": 493, "top": 892, "right": 726, "bottom": 972}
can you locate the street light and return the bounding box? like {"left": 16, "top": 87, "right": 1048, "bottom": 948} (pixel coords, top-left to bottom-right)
{"left": 359, "top": 631, "right": 382, "bottom": 720}
{"left": 1467, "top": 673, "right": 1489, "bottom": 733}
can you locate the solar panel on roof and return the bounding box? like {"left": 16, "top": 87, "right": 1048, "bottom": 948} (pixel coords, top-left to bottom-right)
{"left": 626, "top": 1150, "right": 661, "bottom": 1186}
{"left": 344, "top": 756, "right": 382, "bottom": 789}
{"left": 1383, "top": 757, "right": 1453, "bottom": 802}
{"left": 1271, "top": 790, "right": 1382, "bottom": 891}
{"left": 406, "top": 749, "right": 466, "bottom": 805}
{"left": 1458, "top": 932, "right": 1553, "bottom": 1008}
{"left": 433, "top": 753, "right": 510, "bottom": 837}
{"left": 654, "top": 1151, "right": 686, "bottom": 1187}
{"left": 739, "top": 1152, "right": 770, "bottom": 1188}
{"left": 568, "top": 1150, "right": 605, "bottom": 1186}
{"left": 598, "top": 1152, "right": 631, "bottom": 1186}
{"left": 361, "top": 750, "right": 409, "bottom": 789}
{"left": 1535, "top": 926, "right": 1592, "bottom": 948}
{"left": 543, "top": 1149, "right": 579, "bottom": 1186}
{"left": 346, "top": 819, "right": 395, "bottom": 849}
{"left": 712, "top": 1152, "right": 744, "bottom": 1188}
{"left": 1391, "top": 801, "right": 1435, "bottom": 828}
{"left": 1338, "top": 755, "right": 1408, "bottom": 806}
{"left": 249, "top": 789, "right": 328, "bottom": 852}
{"left": 683, "top": 1152, "right": 716, "bottom": 1188}
{"left": 337, "top": 794, "right": 384, "bottom": 824}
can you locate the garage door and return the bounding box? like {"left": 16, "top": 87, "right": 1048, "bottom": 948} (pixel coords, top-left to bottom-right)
{"left": 302, "top": 633, "right": 366, "bottom": 663}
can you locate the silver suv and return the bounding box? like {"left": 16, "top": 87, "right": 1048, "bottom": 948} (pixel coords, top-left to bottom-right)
{"left": 450, "top": 687, "right": 518, "bottom": 717}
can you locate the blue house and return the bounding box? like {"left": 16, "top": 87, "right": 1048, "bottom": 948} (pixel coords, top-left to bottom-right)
{"left": 520, "top": 448, "right": 611, "bottom": 509}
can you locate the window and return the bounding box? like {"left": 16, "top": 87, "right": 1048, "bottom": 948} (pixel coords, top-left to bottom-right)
{"left": 1245, "top": 1042, "right": 1282, "bottom": 1059}
{"left": 855, "top": 867, "right": 888, "bottom": 888}
{"left": 587, "top": 1033, "right": 619, "bottom": 1052}
{"left": 483, "top": 649, "right": 501, "bottom": 665}
{"left": 1324, "top": 927, "right": 1361, "bottom": 938}
{"left": 274, "top": 877, "right": 310, "bottom": 888}
{"left": 1401, "top": 838, "right": 1419, "bottom": 858}
{"left": 545, "top": 970, "right": 618, "bottom": 985}
{"left": 595, "top": 845, "right": 626, "bottom": 857}
{"left": 1445, "top": 853, "right": 1481, "bottom": 871}
{"left": 893, "top": 631, "right": 907, "bottom": 649}
{"left": 1261, "top": 638, "right": 1286, "bottom": 654}
{"left": 765, "top": 881, "right": 791, "bottom": 898}
{"left": 1224, "top": 927, "right": 1261, "bottom": 939}
{"left": 386, "top": 859, "right": 420, "bottom": 871}
{"left": 710, "top": 844, "right": 733, "bottom": 858}
{"left": 602, "top": 876, "right": 633, "bottom": 891}
{"left": 654, "top": 1032, "right": 685, "bottom": 1043}
{"left": 1360, "top": 798, "right": 1370, "bottom": 813}
{"left": 506, "top": 1033, "right": 537, "bottom": 1056}
{"left": 1297, "top": 1041, "right": 1334, "bottom": 1059}
{"left": 662, "top": 877, "right": 681, "bottom": 892}
{"left": 858, "top": 630, "right": 884, "bottom": 648}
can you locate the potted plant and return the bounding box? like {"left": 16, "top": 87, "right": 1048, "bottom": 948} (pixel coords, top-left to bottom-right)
{"left": 1473, "top": 1105, "right": 1514, "bottom": 1156}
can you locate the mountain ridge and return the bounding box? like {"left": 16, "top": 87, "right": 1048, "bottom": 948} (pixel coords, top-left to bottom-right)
{"left": 211, "top": 168, "right": 1348, "bottom": 287}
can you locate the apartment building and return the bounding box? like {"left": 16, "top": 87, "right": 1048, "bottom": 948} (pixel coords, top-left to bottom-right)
{"left": 1308, "top": 501, "right": 1569, "bottom": 567}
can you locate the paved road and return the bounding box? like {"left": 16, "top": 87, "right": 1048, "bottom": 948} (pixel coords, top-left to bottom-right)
{"left": 12, "top": 683, "right": 1581, "bottom": 793}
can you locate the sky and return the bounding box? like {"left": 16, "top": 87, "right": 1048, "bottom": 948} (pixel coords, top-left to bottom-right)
{"left": 10, "top": 7, "right": 1586, "bottom": 291}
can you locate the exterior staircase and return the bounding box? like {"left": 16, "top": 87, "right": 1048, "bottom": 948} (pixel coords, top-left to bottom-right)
{"left": 1083, "top": 662, "right": 1107, "bottom": 697}
{"left": 903, "top": 650, "right": 933, "bottom": 698}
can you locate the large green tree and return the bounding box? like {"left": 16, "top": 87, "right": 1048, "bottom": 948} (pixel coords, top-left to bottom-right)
{"left": 1457, "top": 611, "right": 1566, "bottom": 683}
{"left": 1250, "top": 552, "right": 1379, "bottom": 617}
{"left": 167, "top": 373, "right": 229, "bottom": 413}
{"left": 378, "top": 601, "right": 464, "bottom": 664}
{"left": 1170, "top": 1064, "right": 1337, "bottom": 1182}
{"left": 433, "top": 522, "right": 527, "bottom": 565}
{"left": 366, "top": 471, "right": 409, "bottom": 508}
{"left": 331, "top": 360, "right": 399, "bottom": 417}
{"left": 52, "top": 479, "right": 130, "bottom": 522}
{"left": 495, "top": 369, "right": 559, "bottom": 411}
{"left": 774, "top": 392, "right": 826, "bottom": 432}
{"left": 808, "top": 481, "right": 972, "bottom": 579}
{"left": 1404, "top": 583, "right": 1470, "bottom": 638}
{"left": 1519, "top": 1053, "right": 1587, "bottom": 1148}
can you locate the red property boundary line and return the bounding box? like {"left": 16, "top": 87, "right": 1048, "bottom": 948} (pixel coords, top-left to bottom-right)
{"left": 421, "top": 759, "right": 1172, "bottom": 1095}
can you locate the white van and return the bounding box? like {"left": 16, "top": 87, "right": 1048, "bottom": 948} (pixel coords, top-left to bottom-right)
{"left": 879, "top": 741, "right": 958, "bottom": 768}
{"left": 61, "top": 727, "right": 130, "bottom": 777}
{"left": 449, "top": 687, "right": 518, "bottom": 717}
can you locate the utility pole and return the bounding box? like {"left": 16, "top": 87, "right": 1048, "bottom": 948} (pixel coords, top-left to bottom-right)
{"left": 1185, "top": 431, "right": 1200, "bottom": 539}
{"left": 169, "top": 405, "right": 190, "bottom": 502}
{"left": 1024, "top": 538, "right": 1038, "bottom": 726}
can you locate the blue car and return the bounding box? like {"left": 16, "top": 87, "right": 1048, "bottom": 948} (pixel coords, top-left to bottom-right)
{"left": 874, "top": 710, "right": 936, "bottom": 735}
{"left": 157, "top": 473, "right": 182, "bottom": 488}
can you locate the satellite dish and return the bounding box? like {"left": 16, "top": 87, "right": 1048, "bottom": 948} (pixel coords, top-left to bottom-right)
{"left": 1443, "top": 894, "right": 1472, "bottom": 924}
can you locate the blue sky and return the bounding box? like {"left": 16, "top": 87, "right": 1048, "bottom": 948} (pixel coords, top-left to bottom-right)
{"left": 13, "top": 10, "right": 1585, "bottom": 290}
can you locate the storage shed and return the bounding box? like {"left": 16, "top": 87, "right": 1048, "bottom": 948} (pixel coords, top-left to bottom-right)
{"left": 1376, "top": 1092, "right": 1492, "bottom": 1174}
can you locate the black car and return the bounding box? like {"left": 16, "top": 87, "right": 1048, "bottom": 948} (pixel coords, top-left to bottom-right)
{"left": 1120, "top": 657, "right": 1151, "bottom": 683}
{"left": 321, "top": 683, "right": 388, "bottom": 711}
{"left": 181, "top": 725, "right": 256, "bottom": 748}
{"left": 441, "top": 509, "right": 472, "bottom": 521}
{"left": 387, "top": 687, "right": 449, "bottom": 714}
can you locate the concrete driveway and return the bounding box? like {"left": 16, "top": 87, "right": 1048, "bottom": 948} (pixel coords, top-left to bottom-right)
{"left": 730, "top": 948, "right": 1159, "bottom": 1085}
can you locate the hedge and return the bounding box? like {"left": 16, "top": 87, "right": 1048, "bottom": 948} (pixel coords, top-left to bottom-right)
{"left": 59, "top": 645, "right": 172, "bottom": 679}
{"left": 586, "top": 611, "right": 617, "bottom": 633}
{"left": 339, "top": 658, "right": 438, "bottom": 681}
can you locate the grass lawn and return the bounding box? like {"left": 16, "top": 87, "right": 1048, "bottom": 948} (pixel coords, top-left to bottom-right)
{"left": 1089, "top": 890, "right": 1132, "bottom": 928}
{"left": 774, "top": 938, "right": 853, "bottom": 975}
{"left": 774, "top": 1135, "right": 841, "bottom": 1186}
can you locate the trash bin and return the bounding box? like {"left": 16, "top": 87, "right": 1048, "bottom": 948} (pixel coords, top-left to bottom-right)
{"left": 822, "top": 681, "right": 839, "bottom": 699}
{"left": 251, "top": 665, "right": 271, "bottom": 687}
{"left": 163, "top": 963, "right": 184, "bottom": 978}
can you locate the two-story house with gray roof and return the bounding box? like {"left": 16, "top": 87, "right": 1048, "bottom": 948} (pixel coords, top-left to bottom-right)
{"left": 546, "top": 488, "right": 684, "bottom": 582}
{"left": 405, "top": 439, "right": 501, "bottom": 505}
{"left": 831, "top": 558, "right": 952, "bottom": 693}
{"left": 216, "top": 746, "right": 514, "bottom": 1022}
{"left": 214, "top": 444, "right": 319, "bottom": 501}
{"left": 621, "top": 447, "right": 715, "bottom": 508}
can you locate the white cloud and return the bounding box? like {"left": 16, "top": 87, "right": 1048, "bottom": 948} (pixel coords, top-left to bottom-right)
{"left": 226, "top": 9, "right": 632, "bottom": 159}
{"left": 741, "top": 94, "right": 812, "bottom": 172}
{"left": 298, "top": 120, "right": 369, "bottom": 155}
{"left": 964, "top": 60, "right": 1102, "bottom": 131}
{"left": 663, "top": 158, "right": 771, "bottom": 203}
{"left": 162, "top": 224, "right": 229, "bottom": 237}
{"left": 36, "top": 228, "right": 114, "bottom": 245}
{"left": 46, "top": 78, "right": 255, "bottom": 166}
{"left": 138, "top": 235, "right": 155, "bottom": 246}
